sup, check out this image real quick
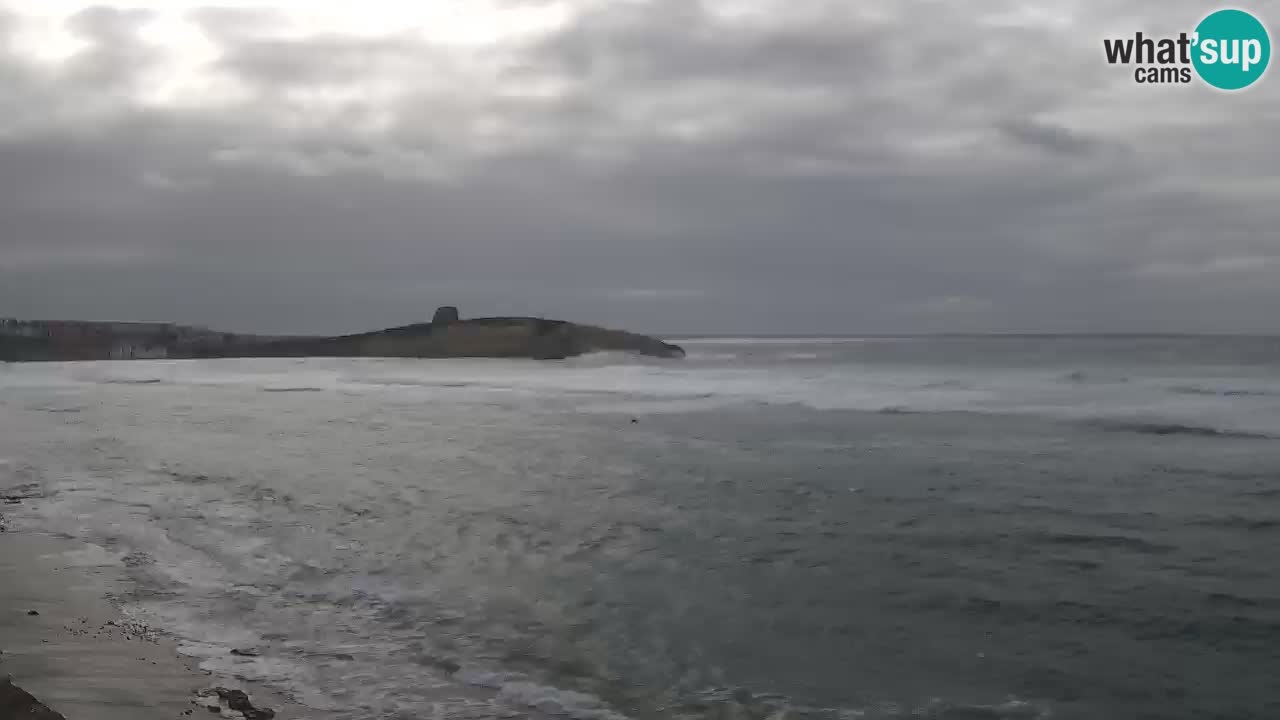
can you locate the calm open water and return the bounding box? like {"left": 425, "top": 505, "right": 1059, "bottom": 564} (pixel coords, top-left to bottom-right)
{"left": 2, "top": 336, "right": 1278, "bottom": 720}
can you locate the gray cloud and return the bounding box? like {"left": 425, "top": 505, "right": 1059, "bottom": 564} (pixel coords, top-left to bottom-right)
{"left": 0, "top": 1, "right": 1277, "bottom": 335}
{"left": 997, "top": 118, "right": 1108, "bottom": 156}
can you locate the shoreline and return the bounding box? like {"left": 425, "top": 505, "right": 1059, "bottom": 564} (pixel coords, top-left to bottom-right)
{"left": 0, "top": 502, "right": 574, "bottom": 720}
{"left": 0, "top": 527, "right": 298, "bottom": 720}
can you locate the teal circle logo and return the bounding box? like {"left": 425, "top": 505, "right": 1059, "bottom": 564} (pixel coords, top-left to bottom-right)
{"left": 1192, "top": 9, "right": 1271, "bottom": 90}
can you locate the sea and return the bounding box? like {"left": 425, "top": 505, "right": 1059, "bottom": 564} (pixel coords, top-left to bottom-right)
{"left": 1, "top": 336, "right": 1278, "bottom": 720}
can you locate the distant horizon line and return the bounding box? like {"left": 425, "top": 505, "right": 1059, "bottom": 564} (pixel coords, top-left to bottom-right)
{"left": 4, "top": 318, "right": 1277, "bottom": 340}
{"left": 667, "top": 332, "right": 1280, "bottom": 339}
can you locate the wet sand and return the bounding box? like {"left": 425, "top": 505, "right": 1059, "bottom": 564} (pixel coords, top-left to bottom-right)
{"left": 0, "top": 530, "right": 297, "bottom": 720}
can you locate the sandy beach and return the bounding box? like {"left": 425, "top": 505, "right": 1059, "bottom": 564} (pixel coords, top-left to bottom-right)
{"left": 0, "top": 526, "right": 296, "bottom": 720}
{"left": 0, "top": 489, "right": 563, "bottom": 720}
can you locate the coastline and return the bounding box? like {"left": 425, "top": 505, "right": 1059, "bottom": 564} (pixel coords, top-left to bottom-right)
{"left": 0, "top": 526, "right": 297, "bottom": 720}
{"left": 0, "top": 312, "right": 686, "bottom": 363}
{"left": 0, "top": 498, "right": 572, "bottom": 720}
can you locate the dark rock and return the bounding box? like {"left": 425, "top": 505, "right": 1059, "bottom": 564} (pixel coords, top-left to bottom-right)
{"left": 206, "top": 704, "right": 221, "bottom": 712}
{"left": 432, "top": 306, "right": 461, "bottom": 324}
{"left": 229, "top": 647, "right": 259, "bottom": 657}
{"left": 26, "top": 610, "right": 38, "bottom": 616}
{"left": 213, "top": 686, "right": 274, "bottom": 719}
{"left": 0, "top": 676, "right": 67, "bottom": 719}
{"left": 215, "top": 687, "right": 252, "bottom": 712}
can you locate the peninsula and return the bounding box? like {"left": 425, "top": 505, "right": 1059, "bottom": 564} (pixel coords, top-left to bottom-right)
{"left": 0, "top": 306, "right": 686, "bottom": 362}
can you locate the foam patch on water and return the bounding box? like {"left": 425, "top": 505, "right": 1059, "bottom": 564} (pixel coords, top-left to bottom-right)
{"left": 677, "top": 337, "right": 882, "bottom": 345}
{"left": 679, "top": 688, "right": 1052, "bottom": 720}
{"left": 498, "top": 681, "right": 631, "bottom": 720}
{"left": 5, "top": 349, "right": 1278, "bottom": 436}
{"left": 456, "top": 671, "right": 631, "bottom": 720}
{"left": 683, "top": 352, "right": 742, "bottom": 361}
{"left": 911, "top": 698, "right": 1049, "bottom": 719}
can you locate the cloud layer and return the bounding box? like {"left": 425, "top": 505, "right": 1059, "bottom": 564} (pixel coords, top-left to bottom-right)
{"left": 1, "top": 1, "right": 1277, "bottom": 334}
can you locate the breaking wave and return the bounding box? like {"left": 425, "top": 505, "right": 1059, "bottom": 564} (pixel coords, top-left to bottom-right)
{"left": 2, "top": 346, "right": 1278, "bottom": 438}
{"left": 1167, "top": 384, "right": 1277, "bottom": 398}
{"left": 1087, "top": 420, "right": 1274, "bottom": 440}
{"left": 1060, "top": 370, "right": 1129, "bottom": 383}
{"left": 674, "top": 687, "right": 1051, "bottom": 720}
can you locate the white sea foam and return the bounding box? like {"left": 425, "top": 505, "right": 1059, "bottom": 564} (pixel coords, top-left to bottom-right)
{"left": 2, "top": 340, "right": 1273, "bottom": 720}
{"left": 495, "top": 680, "right": 631, "bottom": 720}
{"left": 2, "top": 351, "right": 1277, "bottom": 436}
{"left": 676, "top": 337, "right": 884, "bottom": 345}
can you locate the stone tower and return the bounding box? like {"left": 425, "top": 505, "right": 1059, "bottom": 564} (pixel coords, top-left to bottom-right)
{"left": 432, "top": 306, "right": 460, "bottom": 324}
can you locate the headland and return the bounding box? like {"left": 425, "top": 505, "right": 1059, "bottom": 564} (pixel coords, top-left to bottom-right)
{"left": 0, "top": 306, "right": 685, "bottom": 362}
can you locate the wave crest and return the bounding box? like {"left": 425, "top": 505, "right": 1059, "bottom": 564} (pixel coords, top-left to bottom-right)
{"left": 1089, "top": 420, "right": 1273, "bottom": 440}
{"left": 1168, "top": 385, "right": 1276, "bottom": 398}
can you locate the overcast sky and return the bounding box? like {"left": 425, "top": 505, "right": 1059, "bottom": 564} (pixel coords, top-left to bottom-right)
{"left": 0, "top": 1, "right": 1276, "bottom": 335}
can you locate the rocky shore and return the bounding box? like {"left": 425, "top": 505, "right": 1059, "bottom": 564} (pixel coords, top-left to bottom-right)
{"left": 0, "top": 519, "right": 294, "bottom": 720}
{"left": 0, "top": 491, "right": 568, "bottom": 720}
{"left": 0, "top": 675, "right": 66, "bottom": 719}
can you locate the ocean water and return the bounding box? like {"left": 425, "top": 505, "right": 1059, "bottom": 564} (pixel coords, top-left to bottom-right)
{"left": 1, "top": 336, "right": 1279, "bottom": 720}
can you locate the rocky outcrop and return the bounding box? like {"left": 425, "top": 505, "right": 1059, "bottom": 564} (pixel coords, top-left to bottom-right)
{"left": 0, "top": 676, "right": 67, "bottom": 720}
{"left": 0, "top": 308, "right": 685, "bottom": 362}
{"left": 249, "top": 310, "right": 686, "bottom": 360}
{"left": 192, "top": 687, "right": 275, "bottom": 719}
